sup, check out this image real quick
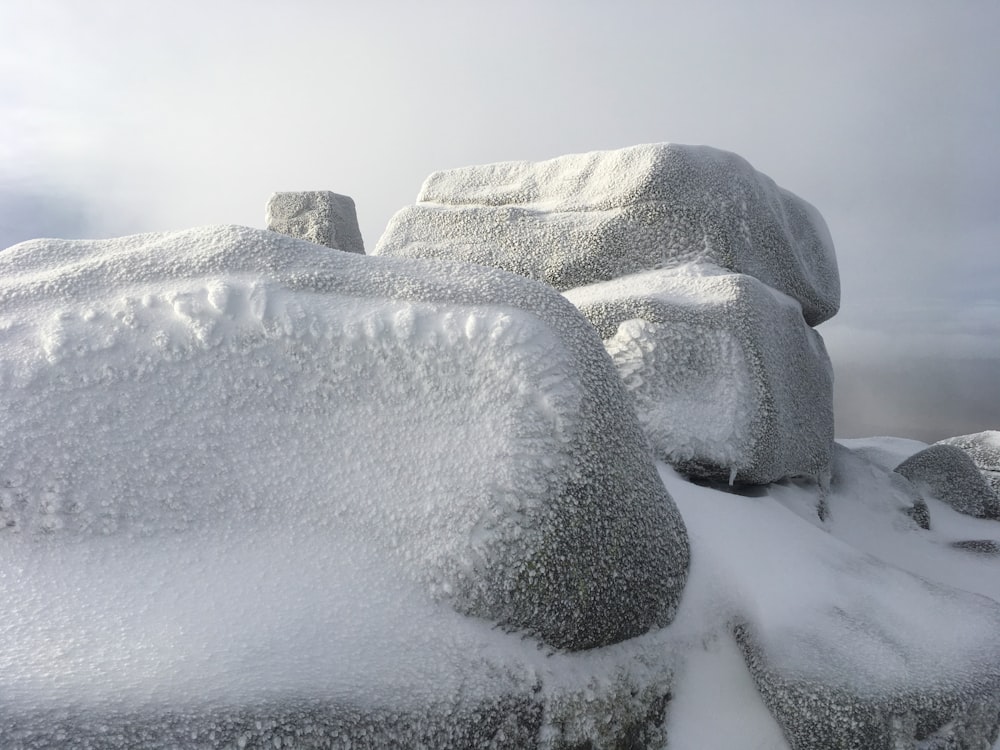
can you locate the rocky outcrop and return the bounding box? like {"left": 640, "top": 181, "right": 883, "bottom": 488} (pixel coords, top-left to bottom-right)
{"left": 375, "top": 143, "right": 840, "bottom": 326}
{"left": 895, "top": 444, "right": 1000, "bottom": 520}
{"left": 266, "top": 190, "right": 365, "bottom": 254}
{"left": 565, "top": 267, "right": 834, "bottom": 485}
{"left": 938, "top": 430, "right": 1000, "bottom": 499}
{"left": 0, "top": 223, "right": 692, "bottom": 746}
{"left": 374, "top": 143, "right": 839, "bottom": 485}
{"left": 0, "top": 224, "right": 689, "bottom": 653}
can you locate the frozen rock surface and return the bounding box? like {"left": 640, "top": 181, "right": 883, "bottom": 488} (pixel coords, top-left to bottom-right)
{"left": 565, "top": 267, "right": 834, "bottom": 485}
{"left": 895, "top": 444, "right": 1000, "bottom": 520}
{"left": 266, "top": 190, "right": 365, "bottom": 254}
{"left": 660, "top": 464, "right": 1000, "bottom": 750}
{"left": 938, "top": 430, "right": 1000, "bottom": 498}
{"left": 375, "top": 143, "right": 839, "bottom": 325}
{"left": 0, "top": 224, "right": 691, "bottom": 735}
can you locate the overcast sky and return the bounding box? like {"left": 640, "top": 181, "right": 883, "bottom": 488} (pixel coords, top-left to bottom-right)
{"left": 2, "top": 0, "right": 998, "bottom": 442}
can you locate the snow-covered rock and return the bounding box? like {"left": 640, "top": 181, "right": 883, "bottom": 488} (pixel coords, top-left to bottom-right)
{"left": 0, "top": 224, "right": 689, "bottom": 660}
{"left": 738, "top": 618, "right": 1000, "bottom": 750}
{"left": 938, "top": 430, "right": 1000, "bottom": 498}
{"left": 374, "top": 143, "right": 840, "bottom": 325}
{"left": 266, "top": 190, "right": 365, "bottom": 254}
{"left": 827, "top": 443, "right": 930, "bottom": 529}
{"left": 895, "top": 444, "right": 1000, "bottom": 520}
{"left": 659, "top": 465, "right": 1000, "bottom": 750}
{"left": 564, "top": 267, "right": 834, "bottom": 485}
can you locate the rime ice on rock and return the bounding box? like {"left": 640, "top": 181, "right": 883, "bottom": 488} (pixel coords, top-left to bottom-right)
{"left": 895, "top": 444, "right": 1000, "bottom": 520}
{"left": 937, "top": 430, "right": 1000, "bottom": 499}
{"left": 0, "top": 224, "right": 692, "bottom": 745}
{"left": 565, "top": 267, "right": 834, "bottom": 485}
{"left": 266, "top": 190, "right": 365, "bottom": 254}
{"left": 374, "top": 143, "right": 840, "bottom": 325}
{"left": 0, "top": 224, "right": 687, "bottom": 655}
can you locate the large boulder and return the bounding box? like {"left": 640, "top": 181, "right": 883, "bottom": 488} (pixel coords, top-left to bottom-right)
{"left": 0, "top": 224, "right": 689, "bottom": 651}
{"left": 266, "top": 190, "right": 365, "bottom": 254}
{"left": 564, "top": 267, "right": 834, "bottom": 485}
{"left": 0, "top": 225, "right": 690, "bottom": 742}
{"left": 375, "top": 143, "right": 840, "bottom": 325}
{"left": 895, "top": 444, "right": 1000, "bottom": 520}
{"left": 938, "top": 430, "right": 1000, "bottom": 498}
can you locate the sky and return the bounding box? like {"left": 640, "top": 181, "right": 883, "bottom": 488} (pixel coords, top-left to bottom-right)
{"left": 1, "top": 0, "right": 998, "bottom": 442}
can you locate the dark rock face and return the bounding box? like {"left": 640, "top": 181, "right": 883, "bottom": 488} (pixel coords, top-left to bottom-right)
{"left": 374, "top": 143, "right": 839, "bottom": 325}
{"left": 951, "top": 539, "right": 1000, "bottom": 555}
{"left": 565, "top": 269, "right": 834, "bottom": 485}
{"left": 266, "top": 191, "right": 365, "bottom": 254}
{"left": 895, "top": 444, "right": 1000, "bottom": 520}
{"left": 905, "top": 497, "right": 932, "bottom": 530}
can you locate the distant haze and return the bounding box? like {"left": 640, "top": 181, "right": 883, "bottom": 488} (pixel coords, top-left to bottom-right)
{"left": 2, "top": 1, "right": 997, "bottom": 441}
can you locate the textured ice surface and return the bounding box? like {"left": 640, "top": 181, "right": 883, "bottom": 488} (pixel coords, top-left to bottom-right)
{"left": 896, "top": 444, "right": 1000, "bottom": 520}
{"left": 938, "top": 430, "right": 1000, "bottom": 498}
{"left": 0, "top": 224, "right": 692, "bottom": 741}
{"left": 660, "top": 463, "right": 1000, "bottom": 750}
{"left": 266, "top": 191, "right": 365, "bottom": 254}
{"left": 375, "top": 143, "right": 840, "bottom": 325}
{"left": 565, "top": 266, "right": 834, "bottom": 485}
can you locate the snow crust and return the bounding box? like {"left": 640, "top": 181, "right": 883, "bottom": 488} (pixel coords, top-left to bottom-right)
{"left": 565, "top": 266, "right": 834, "bottom": 485}
{"left": 375, "top": 142, "right": 840, "bottom": 325}
{"left": 3, "top": 219, "right": 999, "bottom": 748}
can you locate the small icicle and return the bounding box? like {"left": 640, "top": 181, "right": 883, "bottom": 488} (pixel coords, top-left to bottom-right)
{"left": 728, "top": 466, "right": 737, "bottom": 486}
